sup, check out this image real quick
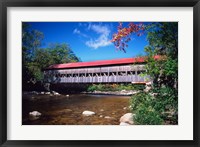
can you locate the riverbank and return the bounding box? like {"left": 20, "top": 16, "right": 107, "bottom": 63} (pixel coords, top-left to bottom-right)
{"left": 23, "top": 89, "right": 139, "bottom": 97}
{"left": 82, "top": 90, "right": 139, "bottom": 96}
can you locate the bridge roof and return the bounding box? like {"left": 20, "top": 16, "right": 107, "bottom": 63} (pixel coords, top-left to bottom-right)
{"left": 46, "top": 55, "right": 160, "bottom": 70}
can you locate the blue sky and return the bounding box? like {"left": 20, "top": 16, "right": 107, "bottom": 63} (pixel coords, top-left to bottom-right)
{"left": 27, "top": 22, "right": 149, "bottom": 62}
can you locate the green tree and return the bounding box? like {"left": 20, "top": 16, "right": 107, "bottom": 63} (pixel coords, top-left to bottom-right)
{"left": 27, "top": 43, "right": 80, "bottom": 81}
{"left": 112, "top": 22, "right": 178, "bottom": 124}
{"left": 22, "top": 23, "right": 80, "bottom": 90}
{"left": 47, "top": 43, "right": 80, "bottom": 64}
{"left": 144, "top": 22, "right": 178, "bottom": 89}
{"left": 22, "top": 23, "right": 44, "bottom": 87}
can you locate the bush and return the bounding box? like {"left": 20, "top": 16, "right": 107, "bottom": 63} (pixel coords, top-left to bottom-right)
{"left": 130, "top": 92, "right": 153, "bottom": 111}
{"left": 130, "top": 86, "right": 178, "bottom": 125}
{"left": 134, "top": 105, "right": 163, "bottom": 125}
{"left": 87, "top": 84, "right": 97, "bottom": 92}
{"left": 87, "top": 83, "right": 143, "bottom": 92}
{"left": 132, "top": 84, "right": 145, "bottom": 91}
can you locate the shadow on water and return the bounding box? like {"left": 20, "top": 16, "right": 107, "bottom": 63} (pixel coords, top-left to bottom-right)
{"left": 22, "top": 94, "right": 131, "bottom": 125}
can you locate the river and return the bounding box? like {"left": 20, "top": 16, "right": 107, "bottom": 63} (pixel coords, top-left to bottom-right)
{"left": 22, "top": 93, "right": 131, "bottom": 125}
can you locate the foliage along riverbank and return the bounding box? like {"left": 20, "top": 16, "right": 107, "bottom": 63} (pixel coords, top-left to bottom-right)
{"left": 86, "top": 83, "right": 145, "bottom": 92}
{"left": 83, "top": 83, "right": 145, "bottom": 96}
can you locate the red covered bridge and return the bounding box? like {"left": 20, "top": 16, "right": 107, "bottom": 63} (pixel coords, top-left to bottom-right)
{"left": 43, "top": 56, "right": 158, "bottom": 84}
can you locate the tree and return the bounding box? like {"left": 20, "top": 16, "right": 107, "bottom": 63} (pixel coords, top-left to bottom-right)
{"left": 26, "top": 43, "right": 80, "bottom": 82}
{"left": 47, "top": 43, "right": 80, "bottom": 65}
{"left": 111, "top": 22, "right": 178, "bottom": 124}
{"left": 111, "top": 22, "right": 178, "bottom": 89}
{"left": 144, "top": 22, "right": 178, "bottom": 88}
{"left": 22, "top": 23, "right": 80, "bottom": 91}
{"left": 22, "top": 23, "right": 44, "bottom": 62}
{"left": 22, "top": 23, "right": 44, "bottom": 87}
{"left": 111, "top": 22, "right": 145, "bottom": 53}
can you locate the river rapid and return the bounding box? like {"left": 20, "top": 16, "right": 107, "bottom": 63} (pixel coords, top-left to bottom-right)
{"left": 22, "top": 93, "right": 131, "bottom": 125}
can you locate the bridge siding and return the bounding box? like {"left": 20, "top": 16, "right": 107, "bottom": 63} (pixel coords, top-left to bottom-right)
{"left": 44, "top": 64, "right": 150, "bottom": 83}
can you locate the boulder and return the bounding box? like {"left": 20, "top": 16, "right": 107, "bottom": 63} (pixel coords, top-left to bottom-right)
{"left": 29, "top": 111, "right": 42, "bottom": 120}
{"left": 32, "top": 91, "right": 39, "bottom": 95}
{"left": 45, "top": 92, "right": 51, "bottom": 95}
{"left": 82, "top": 111, "right": 95, "bottom": 116}
{"left": 52, "top": 91, "right": 60, "bottom": 95}
{"left": 104, "top": 116, "right": 112, "bottom": 119}
{"left": 29, "top": 111, "right": 41, "bottom": 117}
{"left": 119, "top": 122, "right": 131, "bottom": 125}
{"left": 119, "top": 113, "right": 134, "bottom": 125}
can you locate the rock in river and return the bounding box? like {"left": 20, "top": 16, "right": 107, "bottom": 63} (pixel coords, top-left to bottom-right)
{"left": 45, "top": 92, "right": 51, "bottom": 95}
{"left": 119, "top": 113, "right": 134, "bottom": 125}
{"left": 104, "top": 116, "right": 112, "bottom": 119}
{"left": 52, "top": 91, "right": 61, "bottom": 96}
{"left": 119, "top": 122, "right": 131, "bottom": 125}
{"left": 29, "top": 111, "right": 42, "bottom": 120}
{"left": 82, "top": 111, "right": 95, "bottom": 116}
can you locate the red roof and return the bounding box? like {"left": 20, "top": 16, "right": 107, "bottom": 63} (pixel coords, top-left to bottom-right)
{"left": 46, "top": 55, "right": 160, "bottom": 70}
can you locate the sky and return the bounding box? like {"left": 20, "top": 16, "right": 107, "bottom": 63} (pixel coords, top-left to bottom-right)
{"left": 27, "top": 22, "right": 149, "bottom": 62}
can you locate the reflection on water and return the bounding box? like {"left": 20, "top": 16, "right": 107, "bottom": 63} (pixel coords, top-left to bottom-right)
{"left": 22, "top": 94, "right": 130, "bottom": 125}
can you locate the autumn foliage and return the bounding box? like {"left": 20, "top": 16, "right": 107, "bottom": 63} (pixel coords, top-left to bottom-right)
{"left": 111, "top": 22, "right": 145, "bottom": 52}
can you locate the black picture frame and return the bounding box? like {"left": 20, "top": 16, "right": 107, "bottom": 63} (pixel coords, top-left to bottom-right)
{"left": 0, "top": 0, "right": 199, "bottom": 146}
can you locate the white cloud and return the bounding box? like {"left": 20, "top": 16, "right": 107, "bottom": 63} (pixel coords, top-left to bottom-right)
{"left": 85, "top": 24, "right": 112, "bottom": 49}
{"left": 73, "top": 28, "right": 80, "bottom": 34}
{"left": 73, "top": 28, "right": 88, "bottom": 38}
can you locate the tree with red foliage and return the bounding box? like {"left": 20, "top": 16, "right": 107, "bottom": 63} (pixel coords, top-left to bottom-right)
{"left": 111, "top": 22, "right": 145, "bottom": 53}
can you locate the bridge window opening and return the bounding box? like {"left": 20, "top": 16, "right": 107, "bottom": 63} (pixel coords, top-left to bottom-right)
{"left": 72, "top": 74, "right": 78, "bottom": 77}
{"left": 127, "top": 71, "right": 135, "bottom": 75}
{"left": 119, "top": 72, "right": 126, "bottom": 76}
{"left": 66, "top": 74, "right": 71, "bottom": 77}
{"left": 109, "top": 72, "right": 117, "bottom": 76}
{"left": 103, "top": 73, "right": 108, "bottom": 76}
{"left": 80, "top": 73, "right": 85, "bottom": 77}
{"left": 98, "top": 73, "right": 102, "bottom": 76}
{"left": 94, "top": 73, "right": 100, "bottom": 77}
{"left": 86, "top": 73, "right": 91, "bottom": 77}
{"left": 113, "top": 72, "right": 117, "bottom": 76}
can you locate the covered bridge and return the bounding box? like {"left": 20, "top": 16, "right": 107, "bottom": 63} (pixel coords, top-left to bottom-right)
{"left": 43, "top": 56, "right": 157, "bottom": 84}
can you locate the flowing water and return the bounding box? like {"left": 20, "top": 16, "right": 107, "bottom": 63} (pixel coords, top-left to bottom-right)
{"left": 22, "top": 94, "right": 131, "bottom": 125}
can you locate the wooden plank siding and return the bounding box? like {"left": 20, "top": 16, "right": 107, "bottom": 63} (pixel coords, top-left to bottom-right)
{"left": 44, "top": 64, "right": 150, "bottom": 83}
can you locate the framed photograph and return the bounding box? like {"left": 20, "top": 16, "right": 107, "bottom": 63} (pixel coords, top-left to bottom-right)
{"left": 0, "top": 0, "right": 199, "bottom": 146}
